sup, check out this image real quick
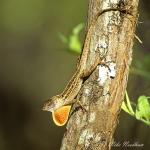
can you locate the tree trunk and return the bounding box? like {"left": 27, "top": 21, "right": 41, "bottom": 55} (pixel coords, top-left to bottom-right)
{"left": 60, "top": 0, "right": 139, "bottom": 150}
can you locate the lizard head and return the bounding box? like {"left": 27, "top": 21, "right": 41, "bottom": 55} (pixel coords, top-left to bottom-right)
{"left": 43, "top": 95, "right": 72, "bottom": 126}
{"left": 42, "top": 95, "right": 64, "bottom": 112}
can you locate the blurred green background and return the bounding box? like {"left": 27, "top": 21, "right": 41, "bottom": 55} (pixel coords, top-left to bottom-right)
{"left": 0, "top": 0, "right": 149, "bottom": 150}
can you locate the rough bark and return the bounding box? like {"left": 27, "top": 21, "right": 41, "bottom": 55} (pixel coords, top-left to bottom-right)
{"left": 60, "top": 0, "right": 139, "bottom": 150}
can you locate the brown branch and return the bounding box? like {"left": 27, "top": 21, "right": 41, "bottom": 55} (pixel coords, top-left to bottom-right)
{"left": 60, "top": 0, "right": 139, "bottom": 150}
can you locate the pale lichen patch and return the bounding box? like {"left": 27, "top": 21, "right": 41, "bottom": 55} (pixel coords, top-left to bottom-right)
{"left": 78, "top": 129, "right": 88, "bottom": 144}
{"left": 95, "top": 133, "right": 101, "bottom": 142}
{"left": 98, "top": 62, "right": 116, "bottom": 86}
{"left": 78, "top": 128, "right": 94, "bottom": 148}
{"left": 84, "top": 88, "right": 91, "bottom": 96}
{"left": 89, "top": 112, "right": 96, "bottom": 123}
{"left": 95, "top": 37, "right": 108, "bottom": 58}
{"left": 85, "top": 129, "right": 94, "bottom": 148}
{"left": 98, "top": 65, "right": 109, "bottom": 86}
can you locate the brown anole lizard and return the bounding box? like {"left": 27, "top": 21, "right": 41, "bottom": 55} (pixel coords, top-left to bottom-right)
{"left": 42, "top": 8, "right": 125, "bottom": 126}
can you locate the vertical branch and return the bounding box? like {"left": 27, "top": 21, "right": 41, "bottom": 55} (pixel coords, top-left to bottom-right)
{"left": 60, "top": 0, "right": 139, "bottom": 150}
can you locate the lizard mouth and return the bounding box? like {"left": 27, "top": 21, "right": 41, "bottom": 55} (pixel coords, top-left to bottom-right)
{"left": 42, "top": 103, "right": 54, "bottom": 112}
{"left": 42, "top": 97, "right": 65, "bottom": 112}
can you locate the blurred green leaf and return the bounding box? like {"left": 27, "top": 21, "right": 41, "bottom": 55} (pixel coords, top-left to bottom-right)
{"left": 69, "top": 34, "right": 81, "bottom": 53}
{"left": 72, "top": 23, "right": 84, "bottom": 35}
{"left": 122, "top": 92, "right": 150, "bottom": 126}
{"left": 59, "top": 23, "right": 84, "bottom": 54}
{"left": 135, "top": 96, "right": 150, "bottom": 123}
{"left": 121, "top": 92, "right": 135, "bottom": 116}
{"left": 125, "top": 91, "right": 135, "bottom": 116}
{"left": 121, "top": 101, "right": 132, "bottom": 114}
{"left": 58, "top": 33, "right": 68, "bottom": 44}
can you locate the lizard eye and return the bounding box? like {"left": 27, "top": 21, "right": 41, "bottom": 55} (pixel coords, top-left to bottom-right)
{"left": 42, "top": 98, "right": 55, "bottom": 112}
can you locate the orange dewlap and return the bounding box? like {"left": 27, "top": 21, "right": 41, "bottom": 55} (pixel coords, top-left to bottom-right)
{"left": 52, "top": 105, "right": 71, "bottom": 126}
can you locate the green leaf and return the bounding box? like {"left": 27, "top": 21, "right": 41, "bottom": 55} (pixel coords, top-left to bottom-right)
{"left": 58, "top": 33, "right": 68, "bottom": 44}
{"left": 72, "top": 23, "right": 84, "bottom": 35}
{"left": 58, "top": 23, "right": 84, "bottom": 54}
{"left": 69, "top": 34, "right": 81, "bottom": 54}
{"left": 121, "top": 101, "right": 132, "bottom": 114}
{"left": 68, "top": 23, "right": 84, "bottom": 54}
{"left": 122, "top": 93, "right": 150, "bottom": 126}
{"left": 121, "top": 91, "right": 135, "bottom": 117}
{"left": 125, "top": 91, "right": 135, "bottom": 116}
{"left": 135, "top": 96, "right": 150, "bottom": 121}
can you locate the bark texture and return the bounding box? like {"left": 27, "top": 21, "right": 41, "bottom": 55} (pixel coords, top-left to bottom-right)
{"left": 61, "top": 0, "right": 139, "bottom": 150}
